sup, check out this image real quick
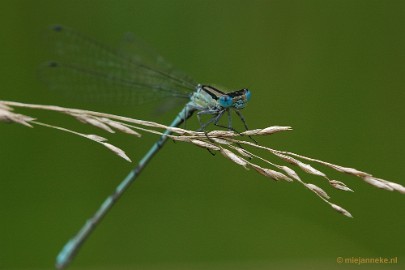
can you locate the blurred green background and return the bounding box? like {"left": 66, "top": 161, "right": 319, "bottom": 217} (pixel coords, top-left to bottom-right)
{"left": 0, "top": 0, "right": 404, "bottom": 269}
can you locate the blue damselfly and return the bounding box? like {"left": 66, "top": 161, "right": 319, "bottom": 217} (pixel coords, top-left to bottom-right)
{"left": 42, "top": 25, "right": 252, "bottom": 269}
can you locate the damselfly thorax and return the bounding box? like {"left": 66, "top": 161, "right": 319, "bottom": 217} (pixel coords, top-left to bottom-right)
{"left": 190, "top": 85, "right": 251, "bottom": 110}
{"left": 188, "top": 84, "right": 251, "bottom": 131}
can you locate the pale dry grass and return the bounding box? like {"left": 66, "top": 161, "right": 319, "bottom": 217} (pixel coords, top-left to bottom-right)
{"left": 1, "top": 100, "right": 404, "bottom": 218}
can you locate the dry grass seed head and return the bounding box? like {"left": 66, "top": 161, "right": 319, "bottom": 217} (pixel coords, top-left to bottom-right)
{"left": 1, "top": 100, "right": 404, "bottom": 218}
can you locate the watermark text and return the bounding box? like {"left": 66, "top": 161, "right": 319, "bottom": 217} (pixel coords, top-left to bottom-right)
{"left": 336, "top": 256, "right": 398, "bottom": 265}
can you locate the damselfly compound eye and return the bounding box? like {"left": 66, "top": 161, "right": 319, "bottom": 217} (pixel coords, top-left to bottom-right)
{"left": 219, "top": 95, "right": 233, "bottom": 108}
{"left": 244, "top": 89, "right": 251, "bottom": 102}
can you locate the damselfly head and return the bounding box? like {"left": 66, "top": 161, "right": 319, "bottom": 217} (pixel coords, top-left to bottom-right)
{"left": 224, "top": 88, "right": 251, "bottom": 109}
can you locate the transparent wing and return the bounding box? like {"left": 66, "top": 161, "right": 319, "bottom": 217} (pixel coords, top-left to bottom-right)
{"left": 40, "top": 25, "right": 196, "bottom": 105}
{"left": 119, "top": 31, "right": 196, "bottom": 86}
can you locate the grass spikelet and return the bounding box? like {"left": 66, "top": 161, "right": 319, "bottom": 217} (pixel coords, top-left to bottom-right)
{"left": 278, "top": 166, "right": 301, "bottom": 181}
{"left": 0, "top": 106, "right": 35, "bottom": 127}
{"left": 190, "top": 139, "right": 221, "bottom": 151}
{"left": 100, "top": 118, "right": 141, "bottom": 137}
{"left": 306, "top": 183, "right": 330, "bottom": 200}
{"left": 72, "top": 114, "right": 115, "bottom": 133}
{"left": 102, "top": 143, "right": 132, "bottom": 162}
{"left": 362, "top": 176, "right": 394, "bottom": 191}
{"left": 331, "top": 203, "right": 353, "bottom": 218}
{"left": 241, "top": 126, "right": 292, "bottom": 136}
{"left": 250, "top": 164, "right": 292, "bottom": 182}
{"left": 273, "top": 152, "right": 327, "bottom": 178}
{"left": 329, "top": 180, "right": 353, "bottom": 192}
{"left": 220, "top": 148, "right": 249, "bottom": 169}
{"left": 86, "top": 134, "right": 108, "bottom": 142}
